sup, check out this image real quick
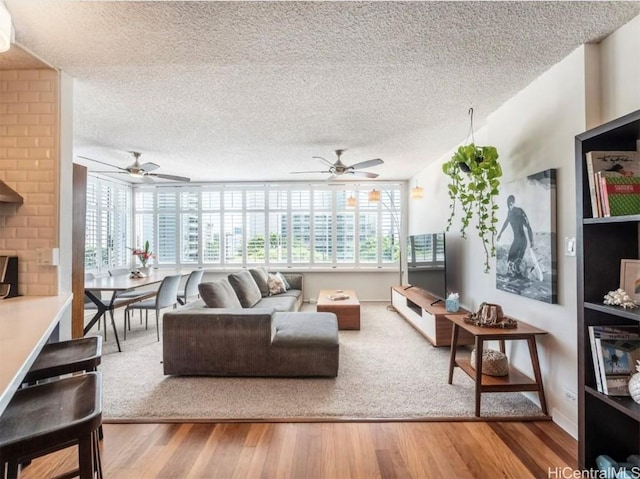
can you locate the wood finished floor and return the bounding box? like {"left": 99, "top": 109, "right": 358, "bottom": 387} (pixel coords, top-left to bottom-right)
{"left": 20, "top": 421, "right": 576, "bottom": 478}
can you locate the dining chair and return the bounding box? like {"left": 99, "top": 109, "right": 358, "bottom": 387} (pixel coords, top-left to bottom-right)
{"left": 124, "top": 274, "right": 182, "bottom": 341}
{"left": 110, "top": 267, "right": 160, "bottom": 329}
{"left": 177, "top": 269, "right": 204, "bottom": 305}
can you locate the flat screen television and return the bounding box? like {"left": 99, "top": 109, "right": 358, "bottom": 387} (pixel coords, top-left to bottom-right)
{"left": 406, "top": 233, "right": 447, "bottom": 303}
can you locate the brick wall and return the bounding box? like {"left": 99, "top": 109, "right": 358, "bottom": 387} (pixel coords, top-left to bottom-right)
{"left": 0, "top": 69, "right": 59, "bottom": 296}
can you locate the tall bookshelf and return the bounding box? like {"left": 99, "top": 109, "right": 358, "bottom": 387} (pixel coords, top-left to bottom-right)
{"left": 576, "top": 109, "right": 640, "bottom": 468}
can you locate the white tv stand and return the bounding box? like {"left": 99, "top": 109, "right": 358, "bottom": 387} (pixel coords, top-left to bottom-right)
{"left": 391, "top": 286, "right": 474, "bottom": 347}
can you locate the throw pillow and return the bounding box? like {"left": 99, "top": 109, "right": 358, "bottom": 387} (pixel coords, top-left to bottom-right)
{"left": 198, "top": 278, "right": 242, "bottom": 308}
{"left": 249, "top": 266, "right": 270, "bottom": 297}
{"left": 228, "top": 270, "right": 262, "bottom": 308}
{"left": 267, "top": 273, "right": 286, "bottom": 295}
{"left": 275, "top": 272, "right": 291, "bottom": 290}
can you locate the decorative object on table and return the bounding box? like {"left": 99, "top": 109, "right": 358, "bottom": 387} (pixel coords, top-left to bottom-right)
{"left": 129, "top": 270, "right": 146, "bottom": 279}
{"left": 445, "top": 292, "right": 460, "bottom": 312}
{"left": 620, "top": 259, "right": 640, "bottom": 302}
{"left": 327, "top": 293, "right": 350, "bottom": 301}
{"left": 464, "top": 302, "right": 517, "bottom": 328}
{"left": 628, "top": 360, "right": 640, "bottom": 404}
{"left": 469, "top": 348, "right": 509, "bottom": 376}
{"left": 495, "top": 169, "right": 557, "bottom": 304}
{"left": 603, "top": 288, "right": 638, "bottom": 309}
{"left": 442, "top": 108, "right": 502, "bottom": 273}
{"left": 128, "top": 240, "right": 155, "bottom": 268}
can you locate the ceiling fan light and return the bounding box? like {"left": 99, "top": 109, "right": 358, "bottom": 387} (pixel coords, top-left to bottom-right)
{"left": 128, "top": 170, "right": 144, "bottom": 178}
{"left": 368, "top": 189, "right": 380, "bottom": 202}
{"left": 411, "top": 185, "right": 424, "bottom": 199}
{"left": 0, "top": 2, "right": 13, "bottom": 53}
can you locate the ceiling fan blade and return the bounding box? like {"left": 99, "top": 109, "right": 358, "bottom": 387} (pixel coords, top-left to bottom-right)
{"left": 290, "top": 170, "right": 332, "bottom": 174}
{"left": 348, "top": 158, "right": 384, "bottom": 170}
{"left": 148, "top": 173, "right": 191, "bottom": 182}
{"left": 77, "top": 155, "right": 128, "bottom": 172}
{"left": 349, "top": 170, "right": 379, "bottom": 179}
{"left": 313, "top": 156, "right": 334, "bottom": 167}
{"left": 92, "top": 170, "right": 128, "bottom": 174}
{"left": 139, "top": 162, "right": 160, "bottom": 172}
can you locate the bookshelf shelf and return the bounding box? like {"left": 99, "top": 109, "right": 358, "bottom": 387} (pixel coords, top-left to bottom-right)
{"left": 585, "top": 302, "right": 640, "bottom": 321}
{"left": 585, "top": 386, "right": 640, "bottom": 422}
{"left": 576, "top": 109, "right": 640, "bottom": 469}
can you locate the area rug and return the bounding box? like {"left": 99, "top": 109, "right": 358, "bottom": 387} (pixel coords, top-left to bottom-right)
{"left": 93, "top": 302, "right": 545, "bottom": 421}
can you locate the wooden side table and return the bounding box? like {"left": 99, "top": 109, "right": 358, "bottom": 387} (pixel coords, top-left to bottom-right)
{"left": 446, "top": 314, "right": 549, "bottom": 418}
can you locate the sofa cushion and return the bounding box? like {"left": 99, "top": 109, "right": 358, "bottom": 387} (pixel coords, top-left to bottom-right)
{"left": 198, "top": 278, "right": 242, "bottom": 309}
{"left": 255, "top": 295, "right": 297, "bottom": 312}
{"left": 249, "top": 267, "right": 270, "bottom": 297}
{"left": 267, "top": 273, "right": 286, "bottom": 295}
{"left": 275, "top": 272, "right": 291, "bottom": 290}
{"left": 272, "top": 312, "right": 339, "bottom": 348}
{"left": 228, "top": 270, "right": 262, "bottom": 308}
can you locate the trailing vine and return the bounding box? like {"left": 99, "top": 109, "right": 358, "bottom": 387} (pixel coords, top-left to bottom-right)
{"left": 442, "top": 143, "right": 502, "bottom": 273}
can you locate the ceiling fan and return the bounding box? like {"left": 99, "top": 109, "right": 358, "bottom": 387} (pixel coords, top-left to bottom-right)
{"left": 291, "top": 149, "right": 383, "bottom": 180}
{"left": 78, "top": 151, "right": 191, "bottom": 183}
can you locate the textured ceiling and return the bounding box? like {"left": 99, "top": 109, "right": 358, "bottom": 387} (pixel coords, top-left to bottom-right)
{"left": 2, "top": 1, "right": 640, "bottom": 183}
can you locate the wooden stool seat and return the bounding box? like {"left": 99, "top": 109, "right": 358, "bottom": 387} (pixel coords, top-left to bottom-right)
{"left": 0, "top": 372, "right": 103, "bottom": 479}
{"left": 23, "top": 336, "right": 102, "bottom": 384}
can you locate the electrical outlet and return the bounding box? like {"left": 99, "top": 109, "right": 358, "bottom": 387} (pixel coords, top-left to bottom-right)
{"left": 563, "top": 387, "right": 577, "bottom": 402}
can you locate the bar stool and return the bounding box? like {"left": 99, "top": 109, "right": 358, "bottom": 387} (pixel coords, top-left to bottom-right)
{"left": 23, "top": 336, "right": 102, "bottom": 385}
{"left": 0, "top": 372, "right": 103, "bottom": 479}
{"left": 22, "top": 336, "right": 104, "bottom": 442}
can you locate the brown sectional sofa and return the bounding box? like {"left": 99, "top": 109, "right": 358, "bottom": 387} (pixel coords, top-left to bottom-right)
{"left": 162, "top": 269, "right": 339, "bottom": 377}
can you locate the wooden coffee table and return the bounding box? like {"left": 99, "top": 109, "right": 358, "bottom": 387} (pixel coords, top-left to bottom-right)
{"left": 316, "top": 289, "right": 360, "bottom": 330}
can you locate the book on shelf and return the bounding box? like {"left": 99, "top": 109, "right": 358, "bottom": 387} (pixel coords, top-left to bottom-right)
{"left": 588, "top": 325, "right": 640, "bottom": 394}
{"left": 597, "top": 174, "right": 640, "bottom": 217}
{"left": 585, "top": 150, "right": 640, "bottom": 217}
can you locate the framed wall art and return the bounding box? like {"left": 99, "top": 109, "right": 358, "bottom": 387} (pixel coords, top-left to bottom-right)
{"left": 495, "top": 168, "right": 557, "bottom": 304}
{"left": 620, "top": 259, "right": 640, "bottom": 301}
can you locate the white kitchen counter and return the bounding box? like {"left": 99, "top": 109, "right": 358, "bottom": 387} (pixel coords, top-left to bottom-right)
{"left": 0, "top": 294, "right": 72, "bottom": 416}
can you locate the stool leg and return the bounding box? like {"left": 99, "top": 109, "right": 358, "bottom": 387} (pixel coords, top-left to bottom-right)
{"left": 93, "top": 431, "right": 103, "bottom": 479}
{"left": 78, "top": 434, "right": 93, "bottom": 479}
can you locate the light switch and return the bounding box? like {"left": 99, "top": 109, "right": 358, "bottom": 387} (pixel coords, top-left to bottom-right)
{"left": 36, "top": 248, "right": 59, "bottom": 266}
{"left": 565, "top": 237, "right": 576, "bottom": 256}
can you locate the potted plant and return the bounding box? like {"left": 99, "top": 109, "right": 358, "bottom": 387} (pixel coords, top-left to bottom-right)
{"left": 442, "top": 143, "right": 502, "bottom": 273}
{"left": 129, "top": 240, "right": 155, "bottom": 271}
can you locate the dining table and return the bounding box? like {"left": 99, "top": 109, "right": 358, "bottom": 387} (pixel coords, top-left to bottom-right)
{"left": 84, "top": 269, "right": 186, "bottom": 352}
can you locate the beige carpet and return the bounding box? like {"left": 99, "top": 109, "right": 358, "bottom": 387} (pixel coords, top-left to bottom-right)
{"left": 90, "top": 302, "right": 546, "bottom": 421}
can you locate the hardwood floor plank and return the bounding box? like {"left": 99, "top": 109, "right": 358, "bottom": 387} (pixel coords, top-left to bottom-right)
{"left": 18, "top": 421, "right": 576, "bottom": 479}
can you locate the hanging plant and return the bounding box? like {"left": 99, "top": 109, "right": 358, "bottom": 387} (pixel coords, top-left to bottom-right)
{"left": 442, "top": 110, "right": 502, "bottom": 273}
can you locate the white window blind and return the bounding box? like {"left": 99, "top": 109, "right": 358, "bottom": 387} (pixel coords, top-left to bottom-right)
{"left": 131, "top": 183, "right": 403, "bottom": 269}
{"left": 85, "top": 176, "right": 131, "bottom": 273}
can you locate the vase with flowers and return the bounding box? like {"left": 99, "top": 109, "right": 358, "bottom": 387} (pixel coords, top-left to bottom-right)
{"left": 129, "top": 240, "right": 155, "bottom": 273}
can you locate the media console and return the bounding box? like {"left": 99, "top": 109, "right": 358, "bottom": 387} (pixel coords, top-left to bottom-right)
{"left": 391, "top": 285, "right": 474, "bottom": 347}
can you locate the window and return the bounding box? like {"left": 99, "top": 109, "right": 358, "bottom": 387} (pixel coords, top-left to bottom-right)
{"left": 130, "top": 183, "right": 403, "bottom": 269}
{"left": 85, "top": 175, "right": 132, "bottom": 274}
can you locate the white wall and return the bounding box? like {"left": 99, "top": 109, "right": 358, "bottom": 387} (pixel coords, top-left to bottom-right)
{"left": 600, "top": 14, "right": 640, "bottom": 123}
{"left": 408, "top": 14, "right": 640, "bottom": 439}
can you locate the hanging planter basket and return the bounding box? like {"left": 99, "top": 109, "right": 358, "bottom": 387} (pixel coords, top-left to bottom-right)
{"left": 442, "top": 109, "right": 502, "bottom": 273}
